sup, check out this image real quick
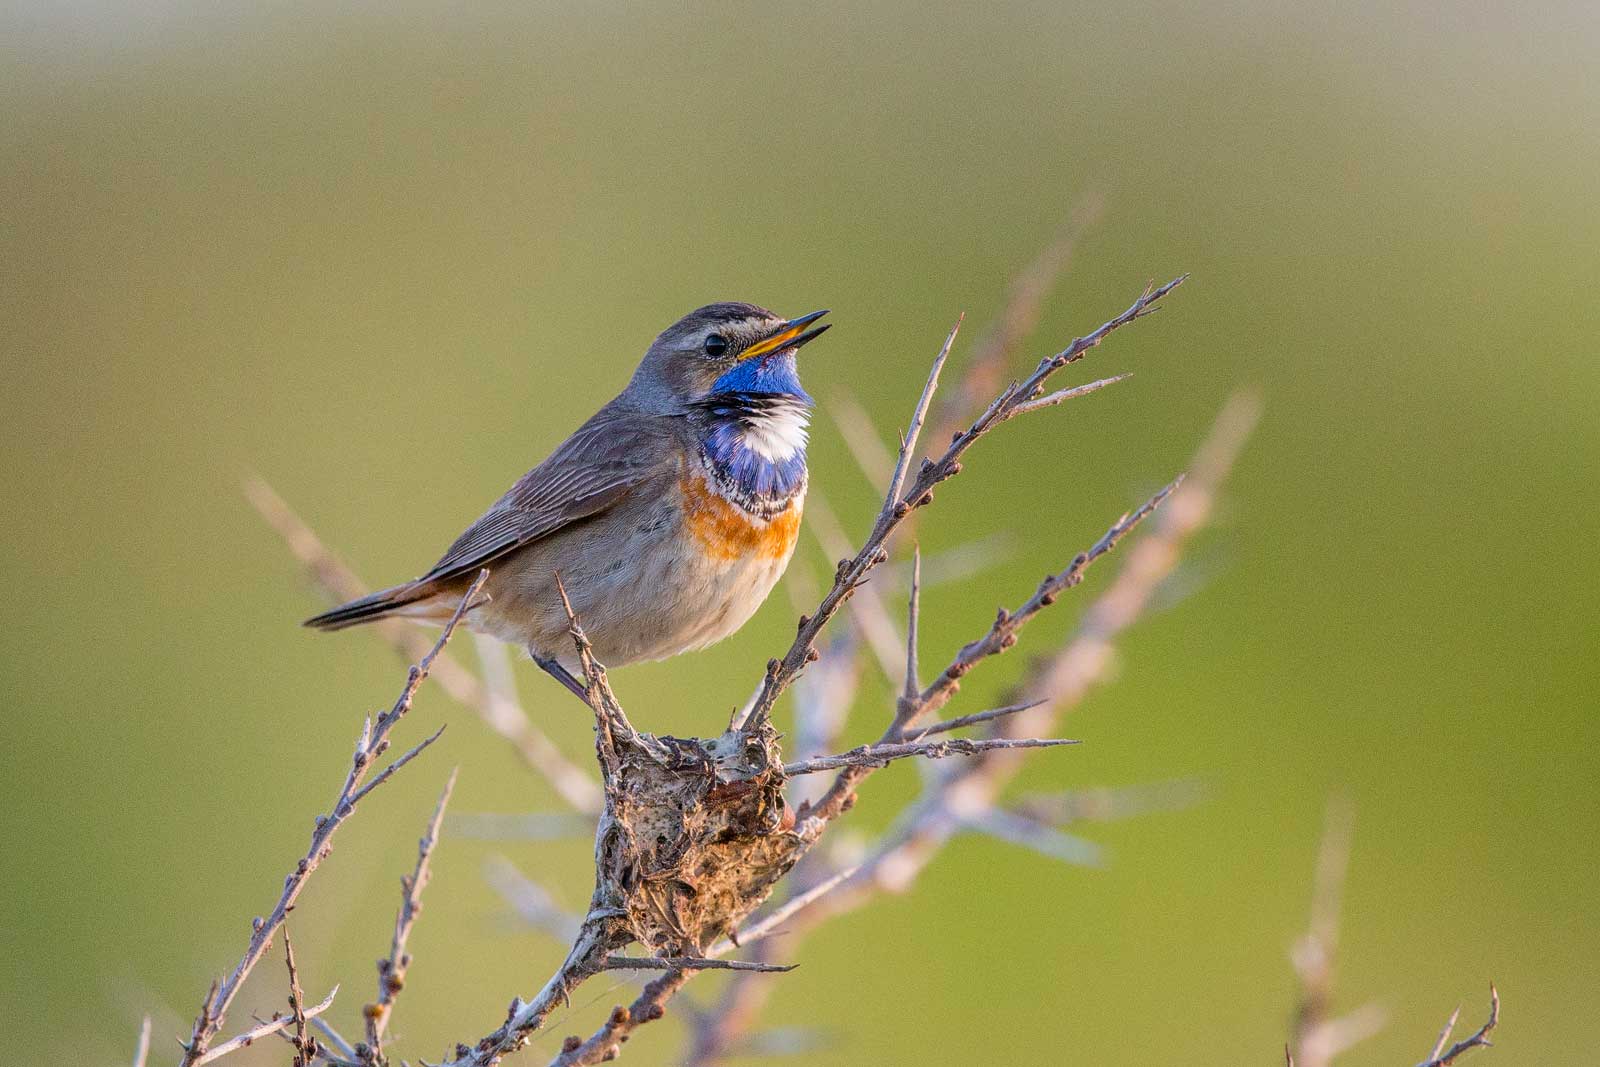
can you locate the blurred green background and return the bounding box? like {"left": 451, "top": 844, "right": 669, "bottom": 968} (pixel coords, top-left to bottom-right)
{"left": 3, "top": 0, "right": 1596, "bottom": 1063}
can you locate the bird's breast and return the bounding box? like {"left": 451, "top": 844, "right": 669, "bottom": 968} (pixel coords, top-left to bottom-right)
{"left": 678, "top": 473, "right": 803, "bottom": 563}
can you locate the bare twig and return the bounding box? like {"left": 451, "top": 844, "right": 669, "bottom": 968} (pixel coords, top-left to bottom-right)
{"left": 1290, "top": 796, "right": 1366, "bottom": 1067}
{"left": 1003, "top": 373, "right": 1130, "bottom": 418}
{"left": 708, "top": 865, "right": 862, "bottom": 956}
{"left": 783, "top": 736, "right": 1077, "bottom": 776}
{"left": 283, "top": 926, "right": 311, "bottom": 1067}
{"left": 912, "top": 699, "right": 1044, "bottom": 739}
{"left": 366, "top": 768, "right": 459, "bottom": 1059}
{"left": 802, "top": 490, "right": 905, "bottom": 683}
{"left": 553, "top": 572, "right": 642, "bottom": 765}
{"left": 188, "top": 987, "right": 338, "bottom": 1067}
{"left": 903, "top": 475, "right": 1181, "bottom": 732}
{"left": 796, "top": 475, "right": 1178, "bottom": 826}
{"left": 245, "top": 478, "right": 602, "bottom": 815}
{"left": 546, "top": 971, "right": 693, "bottom": 1067}
{"left": 178, "top": 573, "right": 485, "bottom": 1067}
{"left": 349, "top": 725, "right": 449, "bottom": 808}
{"left": 902, "top": 546, "right": 922, "bottom": 704}
{"left": 886, "top": 314, "right": 961, "bottom": 509}
{"left": 1426, "top": 1007, "right": 1464, "bottom": 1062}
{"left": 1416, "top": 988, "right": 1498, "bottom": 1067}
{"left": 602, "top": 957, "right": 796, "bottom": 974}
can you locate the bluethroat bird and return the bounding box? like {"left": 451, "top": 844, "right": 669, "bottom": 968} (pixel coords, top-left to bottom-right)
{"left": 305, "top": 303, "right": 830, "bottom": 699}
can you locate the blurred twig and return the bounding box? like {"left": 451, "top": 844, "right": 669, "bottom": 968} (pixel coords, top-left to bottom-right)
{"left": 133, "top": 1015, "right": 151, "bottom": 1067}
{"left": 1281, "top": 803, "right": 1497, "bottom": 1067}
{"left": 926, "top": 196, "right": 1105, "bottom": 453}
{"left": 1288, "top": 796, "right": 1386, "bottom": 1067}
{"left": 447, "top": 811, "right": 592, "bottom": 841}
{"left": 801, "top": 490, "right": 905, "bottom": 683}
{"left": 484, "top": 855, "right": 583, "bottom": 941}
{"left": 245, "top": 478, "right": 603, "bottom": 815}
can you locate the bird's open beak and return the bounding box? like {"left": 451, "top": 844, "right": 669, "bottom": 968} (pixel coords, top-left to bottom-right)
{"left": 739, "top": 309, "right": 831, "bottom": 361}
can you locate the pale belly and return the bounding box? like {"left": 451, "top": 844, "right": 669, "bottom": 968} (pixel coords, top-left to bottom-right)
{"left": 469, "top": 476, "right": 803, "bottom": 670}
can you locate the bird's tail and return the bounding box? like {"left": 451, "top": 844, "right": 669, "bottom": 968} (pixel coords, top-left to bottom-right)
{"left": 303, "top": 581, "right": 434, "bottom": 631}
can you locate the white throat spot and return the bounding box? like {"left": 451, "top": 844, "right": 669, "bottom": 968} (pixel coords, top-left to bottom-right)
{"left": 739, "top": 407, "right": 809, "bottom": 460}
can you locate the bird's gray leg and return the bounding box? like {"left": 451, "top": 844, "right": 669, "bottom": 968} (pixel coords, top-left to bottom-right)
{"left": 530, "top": 650, "right": 591, "bottom": 705}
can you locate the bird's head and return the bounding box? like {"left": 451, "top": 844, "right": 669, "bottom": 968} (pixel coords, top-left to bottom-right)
{"left": 627, "top": 302, "right": 830, "bottom": 410}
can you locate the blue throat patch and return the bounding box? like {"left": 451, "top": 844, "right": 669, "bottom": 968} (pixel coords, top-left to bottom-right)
{"left": 709, "top": 350, "right": 813, "bottom": 404}
{"left": 697, "top": 353, "right": 810, "bottom": 514}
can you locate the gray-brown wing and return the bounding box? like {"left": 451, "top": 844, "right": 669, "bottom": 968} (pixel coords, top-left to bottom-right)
{"left": 416, "top": 407, "right": 679, "bottom": 586}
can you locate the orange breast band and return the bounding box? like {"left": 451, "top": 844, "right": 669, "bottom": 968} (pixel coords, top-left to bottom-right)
{"left": 680, "top": 475, "right": 802, "bottom": 562}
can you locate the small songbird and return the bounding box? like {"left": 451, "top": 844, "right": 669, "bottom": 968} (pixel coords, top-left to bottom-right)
{"left": 305, "top": 303, "right": 830, "bottom": 699}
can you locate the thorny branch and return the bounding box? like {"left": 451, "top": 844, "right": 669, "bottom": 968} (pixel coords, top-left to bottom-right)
{"left": 188, "top": 987, "right": 339, "bottom": 1067}
{"left": 1417, "top": 988, "right": 1498, "bottom": 1067}
{"left": 422, "top": 279, "right": 1184, "bottom": 1067}
{"left": 781, "top": 735, "right": 1078, "bottom": 776}
{"left": 738, "top": 274, "right": 1185, "bottom": 735}
{"left": 204, "top": 261, "right": 1502, "bottom": 1067}
{"left": 678, "top": 390, "right": 1261, "bottom": 1065}
{"left": 282, "top": 926, "right": 312, "bottom": 1067}
{"left": 176, "top": 572, "right": 486, "bottom": 1066}
{"left": 546, "top": 972, "right": 693, "bottom": 1067}
{"left": 365, "top": 768, "right": 459, "bottom": 1062}
{"left": 602, "top": 957, "right": 796, "bottom": 974}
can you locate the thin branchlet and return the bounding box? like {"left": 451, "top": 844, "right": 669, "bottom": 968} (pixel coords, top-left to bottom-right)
{"left": 181, "top": 281, "right": 1478, "bottom": 1067}
{"left": 365, "top": 768, "right": 459, "bottom": 1063}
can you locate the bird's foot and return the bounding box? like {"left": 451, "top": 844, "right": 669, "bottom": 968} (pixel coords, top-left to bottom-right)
{"left": 531, "top": 652, "right": 591, "bottom": 707}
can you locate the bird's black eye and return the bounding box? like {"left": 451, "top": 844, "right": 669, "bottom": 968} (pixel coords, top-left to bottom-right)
{"left": 703, "top": 333, "right": 729, "bottom": 358}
